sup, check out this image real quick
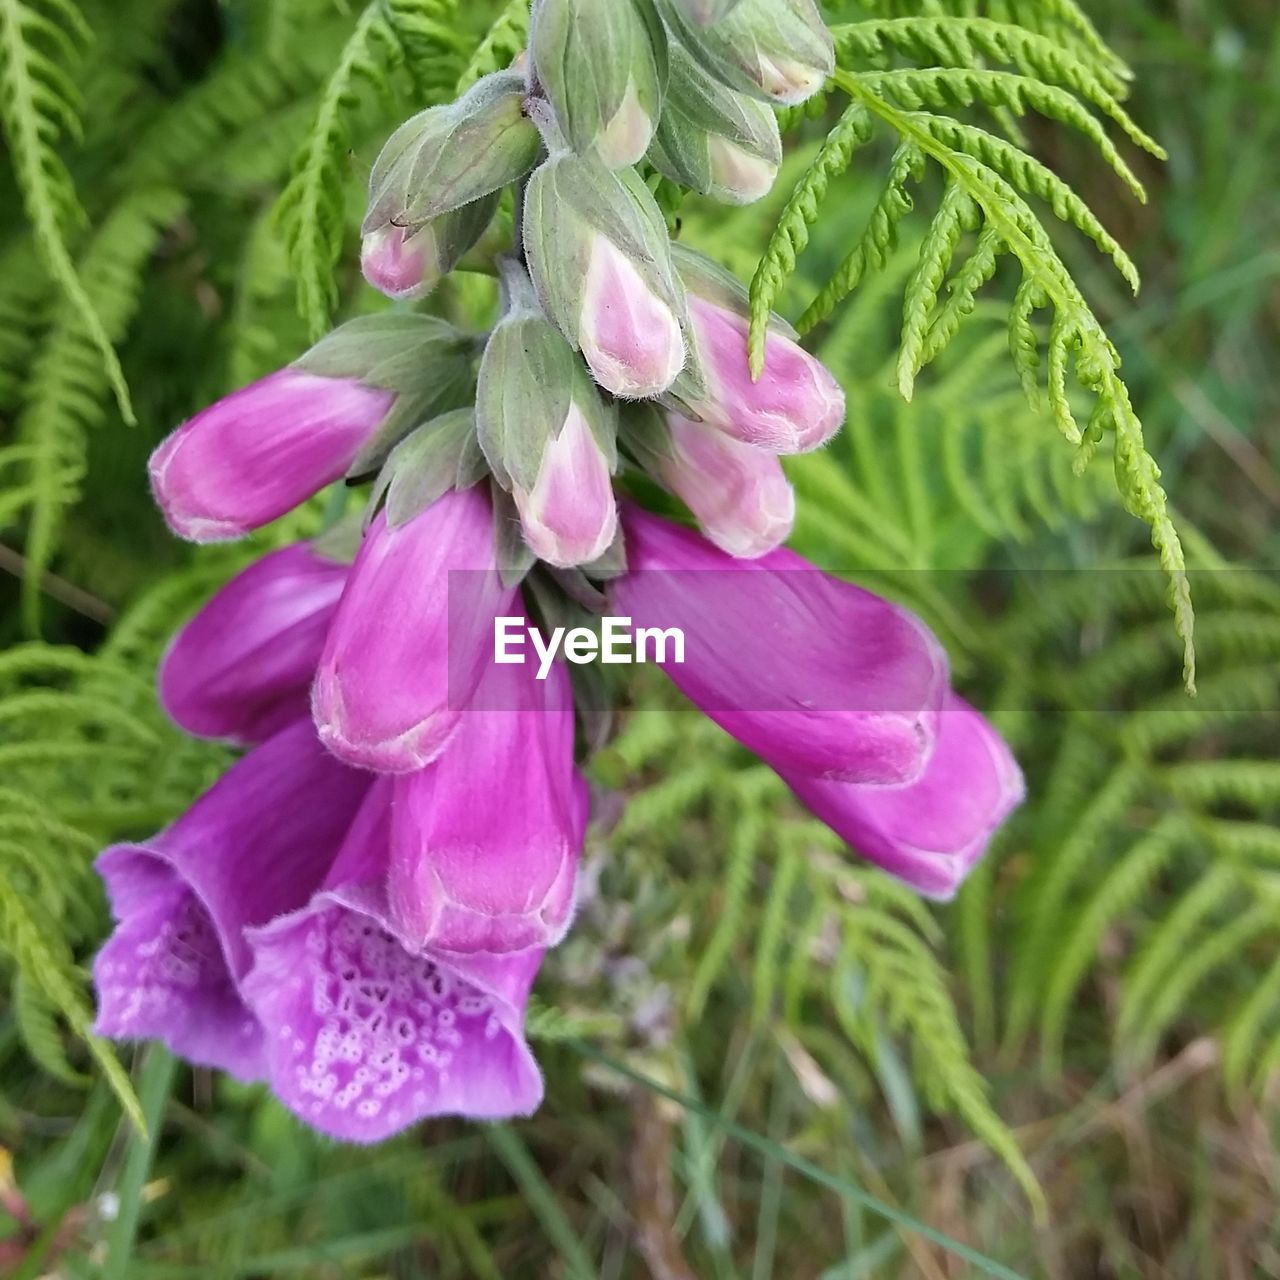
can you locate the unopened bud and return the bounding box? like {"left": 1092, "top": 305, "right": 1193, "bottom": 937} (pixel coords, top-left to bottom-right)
{"left": 647, "top": 39, "right": 781, "bottom": 204}
{"left": 364, "top": 72, "right": 540, "bottom": 232}
{"left": 531, "top": 0, "right": 666, "bottom": 169}
{"left": 657, "top": 0, "right": 833, "bottom": 106}
{"left": 476, "top": 264, "right": 619, "bottom": 567}
{"left": 361, "top": 194, "right": 500, "bottom": 300}
{"left": 624, "top": 405, "right": 794, "bottom": 558}
{"left": 669, "top": 246, "right": 844, "bottom": 453}
{"left": 524, "top": 153, "right": 687, "bottom": 398}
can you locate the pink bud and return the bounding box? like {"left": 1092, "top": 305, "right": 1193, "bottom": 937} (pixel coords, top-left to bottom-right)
{"left": 579, "top": 235, "right": 686, "bottom": 398}
{"left": 312, "top": 488, "right": 518, "bottom": 773}
{"left": 513, "top": 404, "right": 618, "bottom": 567}
{"left": 660, "top": 415, "right": 794, "bottom": 558}
{"left": 149, "top": 369, "right": 393, "bottom": 542}
{"left": 685, "top": 296, "right": 844, "bottom": 453}
{"left": 360, "top": 223, "right": 437, "bottom": 300}
{"left": 757, "top": 53, "right": 826, "bottom": 105}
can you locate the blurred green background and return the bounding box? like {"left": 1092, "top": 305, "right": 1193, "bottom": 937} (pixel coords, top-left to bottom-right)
{"left": 1, "top": 1, "right": 1278, "bottom": 1276}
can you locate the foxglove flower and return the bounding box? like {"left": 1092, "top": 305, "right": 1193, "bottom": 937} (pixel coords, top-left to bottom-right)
{"left": 243, "top": 779, "right": 546, "bottom": 1143}
{"left": 149, "top": 369, "right": 394, "bottom": 542}
{"left": 614, "top": 506, "right": 948, "bottom": 785}
{"left": 389, "top": 648, "right": 587, "bottom": 955}
{"left": 159, "top": 543, "right": 346, "bottom": 745}
{"left": 779, "top": 696, "right": 1025, "bottom": 899}
{"left": 312, "top": 486, "right": 517, "bottom": 773}
{"left": 524, "top": 155, "right": 688, "bottom": 399}
{"left": 92, "top": 720, "right": 372, "bottom": 1080}
{"left": 657, "top": 413, "right": 794, "bottom": 558}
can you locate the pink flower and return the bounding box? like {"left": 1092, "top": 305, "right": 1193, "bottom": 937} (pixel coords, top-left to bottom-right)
{"left": 779, "top": 696, "right": 1025, "bottom": 899}
{"left": 513, "top": 404, "right": 619, "bottom": 568}
{"left": 92, "top": 719, "right": 372, "bottom": 1081}
{"left": 578, "top": 235, "right": 686, "bottom": 398}
{"left": 158, "top": 543, "right": 346, "bottom": 745}
{"left": 242, "top": 779, "right": 548, "bottom": 1142}
{"left": 312, "top": 488, "right": 518, "bottom": 773}
{"left": 684, "top": 295, "right": 844, "bottom": 453}
{"left": 388, "top": 646, "right": 587, "bottom": 955}
{"left": 149, "top": 369, "right": 394, "bottom": 541}
{"left": 658, "top": 414, "right": 794, "bottom": 558}
{"left": 613, "top": 506, "right": 948, "bottom": 785}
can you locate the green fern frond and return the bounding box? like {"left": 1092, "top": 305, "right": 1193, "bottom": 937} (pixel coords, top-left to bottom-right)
{"left": 455, "top": 0, "right": 528, "bottom": 94}
{"left": 275, "top": 3, "right": 402, "bottom": 340}
{"left": 747, "top": 101, "right": 874, "bottom": 375}
{"left": 12, "top": 187, "right": 186, "bottom": 629}
{"left": 0, "top": 0, "right": 135, "bottom": 422}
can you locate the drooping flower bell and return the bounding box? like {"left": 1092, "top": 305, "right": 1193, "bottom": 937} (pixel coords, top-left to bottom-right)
{"left": 671, "top": 246, "right": 845, "bottom": 453}
{"left": 613, "top": 505, "right": 948, "bottom": 786}
{"left": 149, "top": 315, "right": 476, "bottom": 541}
{"left": 159, "top": 542, "right": 346, "bottom": 745}
{"left": 312, "top": 485, "right": 518, "bottom": 773}
{"left": 523, "top": 152, "right": 688, "bottom": 399}
{"left": 389, "top": 646, "right": 587, "bottom": 955}
{"left": 243, "top": 778, "right": 548, "bottom": 1141}
{"left": 93, "top": 719, "right": 372, "bottom": 1080}
{"left": 779, "top": 696, "right": 1025, "bottom": 899}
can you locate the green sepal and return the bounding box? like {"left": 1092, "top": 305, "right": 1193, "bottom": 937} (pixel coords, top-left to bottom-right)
{"left": 364, "top": 72, "right": 542, "bottom": 231}
{"left": 370, "top": 409, "right": 489, "bottom": 528}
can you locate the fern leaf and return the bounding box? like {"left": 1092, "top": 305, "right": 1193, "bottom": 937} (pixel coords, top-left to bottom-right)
{"left": 13, "top": 969, "right": 89, "bottom": 1085}
{"left": 747, "top": 101, "right": 874, "bottom": 377}
{"left": 797, "top": 144, "right": 923, "bottom": 339}
{"left": 1221, "top": 954, "right": 1280, "bottom": 1097}
{"left": 14, "top": 188, "right": 186, "bottom": 629}
{"left": 455, "top": 0, "right": 527, "bottom": 94}
{"left": 897, "top": 178, "right": 974, "bottom": 398}
{"left": 0, "top": 0, "right": 134, "bottom": 421}
{"left": 275, "top": 3, "right": 399, "bottom": 340}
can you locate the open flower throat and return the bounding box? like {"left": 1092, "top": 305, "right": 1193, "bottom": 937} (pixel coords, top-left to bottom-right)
{"left": 94, "top": 0, "right": 1023, "bottom": 1143}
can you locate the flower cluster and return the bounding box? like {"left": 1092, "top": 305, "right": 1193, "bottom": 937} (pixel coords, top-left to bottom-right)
{"left": 93, "top": 0, "right": 1024, "bottom": 1144}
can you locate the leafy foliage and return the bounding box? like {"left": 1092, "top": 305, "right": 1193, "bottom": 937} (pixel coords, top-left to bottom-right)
{"left": 750, "top": 9, "right": 1194, "bottom": 684}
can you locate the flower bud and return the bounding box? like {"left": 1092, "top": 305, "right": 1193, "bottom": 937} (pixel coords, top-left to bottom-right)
{"left": 477, "top": 270, "right": 619, "bottom": 567}
{"left": 312, "top": 487, "right": 518, "bottom": 773}
{"left": 628, "top": 408, "right": 794, "bottom": 558}
{"left": 524, "top": 153, "right": 687, "bottom": 398}
{"left": 670, "top": 246, "right": 844, "bottom": 453}
{"left": 360, "top": 193, "right": 499, "bottom": 300}
{"left": 530, "top": 0, "right": 666, "bottom": 169}
{"left": 363, "top": 71, "right": 541, "bottom": 232}
{"left": 159, "top": 543, "right": 347, "bottom": 745}
{"left": 657, "top": 0, "right": 833, "bottom": 106}
{"left": 647, "top": 39, "right": 781, "bottom": 204}
{"left": 149, "top": 369, "right": 394, "bottom": 542}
